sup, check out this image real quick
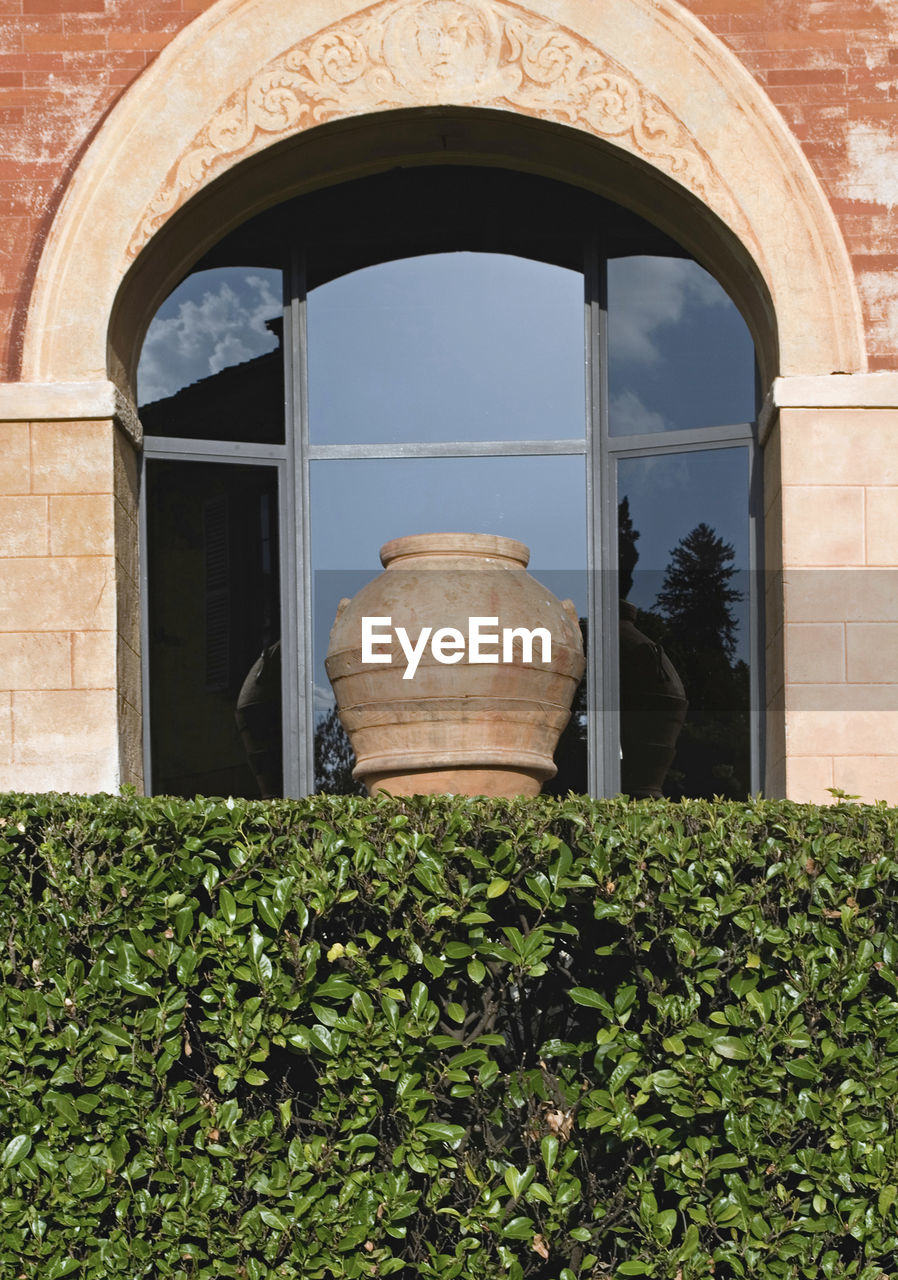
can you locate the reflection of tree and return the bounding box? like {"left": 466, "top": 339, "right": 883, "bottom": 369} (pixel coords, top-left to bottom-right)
{"left": 650, "top": 521, "right": 749, "bottom": 799}
{"left": 618, "top": 496, "right": 640, "bottom": 599}
{"left": 314, "top": 706, "right": 366, "bottom": 795}
{"left": 655, "top": 522, "right": 742, "bottom": 661}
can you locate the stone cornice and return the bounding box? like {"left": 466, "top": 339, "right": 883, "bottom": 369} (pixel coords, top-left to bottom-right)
{"left": 0, "top": 381, "right": 142, "bottom": 444}
{"left": 773, "top": 373, "right": 898, "bottom": 409}
{"left": 8, "top": 374, "right": 898, "bottom": 455}
{"left": 758, "top": 373, "right": 898, "bottom": 444}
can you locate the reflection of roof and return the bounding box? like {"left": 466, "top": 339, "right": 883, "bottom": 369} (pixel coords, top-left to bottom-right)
{"left": 139, "top": 345, "right": 284, "bottom": 444}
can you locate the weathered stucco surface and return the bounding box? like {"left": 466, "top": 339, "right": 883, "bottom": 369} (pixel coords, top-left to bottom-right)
{"left": 2, "top": 0, "right": 895, "bottom": 374}
{"left": 19, "top": 0, "right": 865, "bottom": 383}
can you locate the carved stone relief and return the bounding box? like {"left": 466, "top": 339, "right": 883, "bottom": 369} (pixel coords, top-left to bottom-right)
{"left": 128, "top": 0, "right": 742, "bottom": 257}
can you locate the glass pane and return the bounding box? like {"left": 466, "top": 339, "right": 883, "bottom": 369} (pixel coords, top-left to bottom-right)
{"left": 310, "top": 455, "right": 588, "bottom": 793}
{"left": 607, "top": 257, "right": 755, "bottom": 435}
{"left": 617, "top": 447, "right": 751, "bottom": 799}
{"left": 307, "top": 253, "right": 585, "bottom": 443}
{"left": 138, "top": 267, "right": 285, "bottom": 444}
{"left": 146, "top": 460, "right": 282, "bottom": 798}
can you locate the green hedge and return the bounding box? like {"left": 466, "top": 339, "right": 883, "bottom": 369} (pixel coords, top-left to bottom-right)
{"left": 1, "top": 792, "right": 897, "bottom": 1280}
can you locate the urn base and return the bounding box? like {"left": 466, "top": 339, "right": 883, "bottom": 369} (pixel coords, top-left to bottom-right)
{"left": 365, "top": 765, "right": 545, "bottom": 798}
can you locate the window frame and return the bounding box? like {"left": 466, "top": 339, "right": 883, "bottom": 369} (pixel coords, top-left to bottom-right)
{"left": 140, "top": 195, "right": 762, "bottom": 798}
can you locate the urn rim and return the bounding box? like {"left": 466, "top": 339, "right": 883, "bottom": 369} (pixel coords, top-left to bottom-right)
{"left": 379, "top": 531, "right": 530, "bottom": 568}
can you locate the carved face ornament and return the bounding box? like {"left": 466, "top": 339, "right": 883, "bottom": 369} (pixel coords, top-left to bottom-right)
{"left": 414, "top": 1, "right": 487, "bottom": 78}
{"left": 387, "top": 0, "right": 502, "bottom": 92}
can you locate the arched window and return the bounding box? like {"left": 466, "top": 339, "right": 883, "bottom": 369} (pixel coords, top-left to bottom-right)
{"left": 138, "top": 167, "right": 759, "bottom": 799}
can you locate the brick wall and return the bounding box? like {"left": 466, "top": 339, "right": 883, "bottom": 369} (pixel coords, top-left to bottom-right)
{"left": 1, "top": 0, "right": 897, "bottom": 376}
{"left": 685, "top": 0, "right": 898, "bottom": 369}
{"left": 0, "top": 0, "right": 218, "bottom": 377}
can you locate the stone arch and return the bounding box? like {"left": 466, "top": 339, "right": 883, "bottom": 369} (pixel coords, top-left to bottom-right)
{"left": 22, "top": 0, "right": 865, "bottom": 393}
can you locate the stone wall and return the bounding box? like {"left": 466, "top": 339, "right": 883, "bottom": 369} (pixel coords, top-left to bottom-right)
{"left": 775, "top": 399, "right": 898, "bottom": 800}
{"left": 0, "top": 413, "right": 141, "bottom": 791}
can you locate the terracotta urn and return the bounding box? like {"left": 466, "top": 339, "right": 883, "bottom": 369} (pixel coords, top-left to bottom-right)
{"left": 325, "top": 532, "right": 585, "bottom": 797}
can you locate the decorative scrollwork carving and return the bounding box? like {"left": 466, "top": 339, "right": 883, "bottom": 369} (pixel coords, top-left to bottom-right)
{"left": 128, "top": 0, "right": 731, "bottom": 256}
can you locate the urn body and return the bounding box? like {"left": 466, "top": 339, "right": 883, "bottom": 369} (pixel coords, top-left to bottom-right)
{"left": 325, "top": 533, "right": 585, "bottom": 796}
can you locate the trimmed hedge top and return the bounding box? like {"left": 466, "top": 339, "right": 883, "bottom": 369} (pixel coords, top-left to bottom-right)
{"left": 0, "top": 791, "right": 897, "bottom": 1280}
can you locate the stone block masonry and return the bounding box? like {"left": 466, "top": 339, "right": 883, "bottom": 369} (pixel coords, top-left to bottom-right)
{"left": 0, "top": 417, "right": 141, "bottom": 791}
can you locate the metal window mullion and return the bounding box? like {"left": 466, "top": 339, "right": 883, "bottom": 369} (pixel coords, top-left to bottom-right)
{"left": 273, "top": 446, "right": 298, "bottom": 797}
{"left": 143, "top": 436, "right": 287, "bottom": 463}
{"left": 596, "top": 252, "right": 621, "bottom": 797}
{"left": 748, "top": 435, "right": 764, "bottom": 795}
{"left": 284, "top": 246, "right": 314, "bottom": 797}
{"left": 606, "top": 425, "right": 755, "bottom": 458}
{"left": 142, "top": 447, "right": 286, "bottom": 468}
{"left": 306, "top": 438, "right": 588, "bottom": 460}
{"left": 278, "top": 260, "right": 300, "bottom": 797}
{"left": 138, "top": 448, "right": 153, "bottom": 795}
{"left": 584, "top": 242, "right": 606, "bottom": 797}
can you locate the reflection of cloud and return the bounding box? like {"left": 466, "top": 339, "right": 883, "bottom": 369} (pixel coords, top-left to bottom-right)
{"left": 609, "top": 258, "right": 728, "bottom": 366}
{"left": 620, "top": 451, "right": 690, "bottom": 505}
{"left": 609, "top": 390, "right": 668, "bottom": 435}
{"left": 314, "top": 683, "right": 336, "bottom": 719}
{"left": 618, "top": 453, "right": 693, "bottom": 585}
{"left": 138, "top": 272, "right": 280, "bottom": 404}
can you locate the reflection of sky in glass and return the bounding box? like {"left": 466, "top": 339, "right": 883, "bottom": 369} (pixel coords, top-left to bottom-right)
{"left": 608, "top": 258, "right": 755, "bottom": 434}
{"left": 311, "top": 455, "right": 587, "bottom": 714}
{"left": 137, "top": 268, "right": 282, "bottom": 406}
{"left": 618, "top": 446, "right": 751, "bottom": 657}
{"left": 308, "top": 253, "right": 586, "bottom": 443}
